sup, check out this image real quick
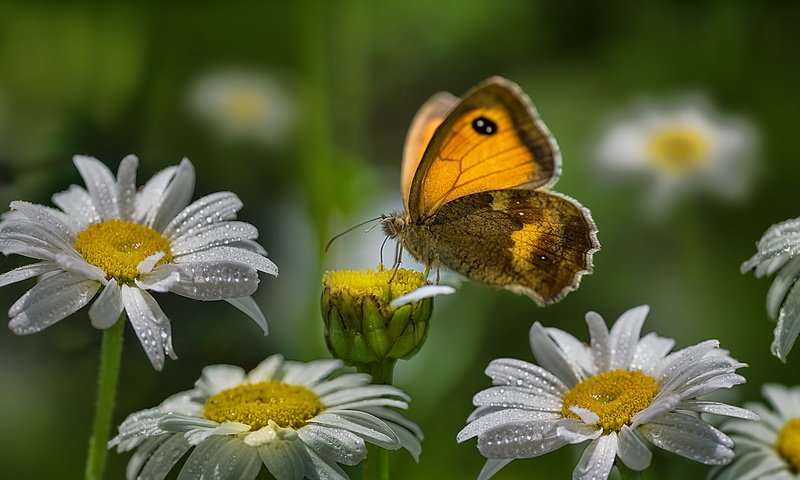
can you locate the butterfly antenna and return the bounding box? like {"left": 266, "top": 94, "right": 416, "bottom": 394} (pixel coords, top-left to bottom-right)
{"left": 324, "top": 216, "right": 383, "bottom": 252}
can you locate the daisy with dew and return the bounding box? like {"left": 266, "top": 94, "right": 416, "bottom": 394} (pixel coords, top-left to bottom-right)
{"left": 714, "top": 384, "right": 800, "bottom": 480}
{"left": 594, "top": 95, "right": 757, "bottom": 212}
{"left": 0, "top": 154, "right": 277, "bottom": 370}
{"left": 188, "top": 69, "right": 296, "bottom": 146}
{"left": 458, "top": 305, "right": 758, "bottom": 480}
{"left": 742, "top": 216, "right": 800, "bottom": 362}
{"left": 111, "top": 354, "right": 423, "bottom": 480}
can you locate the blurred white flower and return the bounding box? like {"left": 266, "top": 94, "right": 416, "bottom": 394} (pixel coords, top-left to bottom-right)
{"left": 111, "top": 354, "right": 422, "bottom": 480}
{"left": 594, "top": 96, "right": 757, "bottom": 211}
{"left": 742, "top": 216, "right": 800, "bottom": 362}
{"left": 0, "top": 155, "right": 277, "bottom": 369}
{"left": 188, "top": 69, "right": 296, "bottom": 146}
{"left": 714, "top": 384, "right": 800, "bottom": 480}
{"left": 458, "top": 305, "right": 758, "bottom": 480}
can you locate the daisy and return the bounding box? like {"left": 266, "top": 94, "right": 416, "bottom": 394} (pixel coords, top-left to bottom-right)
{"left": 457, "top": 305, "right": 758, "bottom": 480}
{"left": 594, "top": 96, "right": 757, "bottom": 211}
{"left": 111, "top": 354, "right": 423, "bottom": 480}
{"left": 188, "top": 69, "right": 296, "bottom": 146}
{"left": 742, "top": 216, "right": 800, "bottom": 361}
{"left": 715, "top": 384, "right": 800, "bottom": 480}
{"left": 0, "top": 155, "right": 277, "bottom": 369}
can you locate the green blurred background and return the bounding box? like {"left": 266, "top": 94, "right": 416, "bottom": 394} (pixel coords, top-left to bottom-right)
{"left": 1, "top": 1, "right": 799, "bottom": 478}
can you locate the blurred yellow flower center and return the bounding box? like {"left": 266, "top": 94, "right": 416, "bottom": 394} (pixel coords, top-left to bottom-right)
{"left": 648, "top": 127, "right": 709, "bottom": 172}
{"left": 562, "top": 369, "right": 659, "bottom": 432}
{"left": 225, "top": 90, "right": 266, "bottom": 124}
{"left": 776, "top": 418, "right": 800, "bottom": 471}
{"left": 323, "top": 267, "right": 426, "bottom": 303}
{"left": 204, "top": 381, "right": 324, "bottom": 430}
{"left": 74, "top": 220, "right": 172, "bottom": 284}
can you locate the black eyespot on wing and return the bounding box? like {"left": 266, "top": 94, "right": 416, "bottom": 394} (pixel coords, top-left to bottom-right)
{"left": 472, "top": 116, "right": 497, "bottom": 135}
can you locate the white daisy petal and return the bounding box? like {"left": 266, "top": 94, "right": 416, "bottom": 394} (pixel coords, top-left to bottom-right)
{"left": 9, "top": 272, "right": 100, "bottom": 334}
{"left": 609, "top": 305, "right": 648, "bottom": 370}
{"left": 389, "top": 284, "right": 455, "bottom": 308}
{"left": 137, "top": 251, "right": 166, "bottom": 275}
{"left": 457, "top": 409, "right": 560, "bottom": 443}
{"left": 714, "top": 450, "right": 788, "bottom": 480}
{"left": 55, "top": 252, "right": 106, "bottom": 282}
{"left": 618, "top": 425, "right": 652, "bottom": 471}
{"left": 382, "top": 420, "right": 423, "bottom": 462}
{"left": 208, "top": 436, "right": 262, "bottom": 480}
{"left": 196, "top": 364, "right": 247, "bottom": 395}
{"left": 311, "top": 374, "right": 373, "bottom": 397}
{"left": 321, "top": 385, "right": 409, "bottom": 407}
{"left": 282, "top": 359, "right": 343, "bottom": 387}
{"left": 677, "top": 401, "right": 760, "bottom": 421}
{"left": 763, "top": 384, "right": 800, "bottom": 419}
{"left": 149, "top": 158, "right": 196, "bottom": 232}
{"left": 163, "top": 191, "right": 243, "bottom": 239}
{"left": 477, "top": 421, "right": 568, "bottom": 458}
{"left": 586, "top": 311, "right": 611, "bottom": 373}
{"left": 168, "top": 261, "right": 259, "bottom": 301}
{"left": 478, "top": 459, "right": 513, "bottom": 480}
{"left": 529, "top": 322, "right": 581, "bottom": 387}
{"left": 176, "top": 435, "right": 230, "bottom": 480}
{"left": 657, "top": 339, "right": 719, "bottom": 383}
{"left": 246, "top": 355, "right": 284, "bottom": 383}
{"left": 257, "top": 438, "right": 306, "bottom": 480}
{"left": 136, "top": 434, "right": 192, "bottom": 480}
{"left": 631, "top": 394, "right": 680, "bottom": 428}
{"left": 485, "top": 358, "right": 569, "bottom": 395}
{"left": 555, "top": 417, "right": 601, "bottom": 444}
{"left": 772, "top": 284, "right": 800, "bottom": 362}
{"left": 0, "top": 261, "right": 58, "bottom": 287}
{"left": 547, "top": 328, "right": 593, "bottom": 378}
{"left": 225, "top": 296, "right": 268, "bottom": 334}
{"left": 116, "top": 154, "right": 138, "bottom": 221}
{"left": 309, "top": 411, "right": 399, "bottom": 449}
{"left": 297, "top": 424, "right": 366, "bottom": 466}
{"left": 567, "top": 407, "right": 599, "bottom": 426}
{"left": 121, "top": 285, "right": 175, "bottom": 370}
{"left": 723, "top": 420, "right": 778, "bottom": 444}
{"left": 135, "top": 165, "right": 177, "bottom": 223}
{"left": 136, "top": 265, "right": 181, "bottom": 293}
{"left": 176, "top": 245, "right": 277, "bottom": 276}
{"left": 89, "top": 280, "right": 124, "bottom": 329}
{"left": 361, "top": 406, "right": 424, "bottom": 441}
{"left": 10, "top": 200, "right": 77, "bottom": 245}
{"left": 52, "top": 185, "right": 100, "bottom": 228}
{"left": 573, "top": 432, "right": 617, "bottom": 480}
{"left": 631, "top": 333, "right": 675, "bottom": 374}
{"left": 303, "top": 446, "right": 349, "bottom": 480}
{"left": 171, "top": 221, "right": 259, "bottom": 256}
{"left": 73, "top": 155, "right": 119, "bottom": 220}
{"left": 766, "top": 256, "right": 800, "bottom": 319}
{"left": 639, "top": 413, "right": 734, "bottom": 465}
{"left": 473, "top": 386, "right": 562, "bottom": 412}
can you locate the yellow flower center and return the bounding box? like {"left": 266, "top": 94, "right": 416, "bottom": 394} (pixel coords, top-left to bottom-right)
{"left": 225, "top": 90, "right": 266, "bottom": 124}
{"left": 204, "top": 381, "right": 324, "bottom": 430}
{"left": 647, "top": 127, "right": 709, "bottom": 172}
{"left": 777, "top": 418, "right": 800, "bottom": 471}
{"left": 73, "top": 219, "right": 173, "bottom": 284}
{"left": 323, "top": 266, "right": 427, "bottom": 303}
{"left": 562, "top": 369, "right": 660, "bottom": 432}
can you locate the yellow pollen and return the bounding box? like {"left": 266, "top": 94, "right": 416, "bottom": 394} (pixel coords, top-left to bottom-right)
{"left": 204, "top": 381, "right": 324, "bottom": 430}
{"left": 225, "top": 90, "right": 266, "bottom": 124}
{"left": 647, "top": 127, "right": 709, "bottom": 172}
{"left": 562, "top": 369, "right": 659, "bottom": 432}
{"left": 777, "top": 418, "right": 800, "bottom": 471}
{"left": 323, "top": 267, "right": 427, "bottom": 303}
{"left": 73, "top": 219, "right": 173, "bottom": 284}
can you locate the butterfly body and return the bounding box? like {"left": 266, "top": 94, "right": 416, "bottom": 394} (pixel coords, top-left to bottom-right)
{"left": 385, "top": 76, "right": 599, "bottom": 305}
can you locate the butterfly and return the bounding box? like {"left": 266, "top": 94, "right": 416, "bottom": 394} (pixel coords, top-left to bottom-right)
{"left": 381, "top": 76, "right": 599, "bottom": 305}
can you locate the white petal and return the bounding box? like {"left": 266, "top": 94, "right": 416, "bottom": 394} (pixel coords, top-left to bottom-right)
{"left": 617, "top": 425, "right": 652, "bottom": 471}
{"left": 723, "top": 420, "right": 778, "bottom": 444}
{"left": 458, "top": 409, "right": 559, "bottom": 442}
{"left": 281, "top": 359, "right": 342, "bottom": 387}
{"left": 766, "top": 256, "right": 800, "bottom": 319}
{"left": 631, "top": 333, "right": 675, "bottom": 374}
{"left": 247, "top": 355, "right": 285, "bottom": 383}
{"left": 763, "top": 384, "right": 800, "bottom": 419}
{"left": 136, "top": 265, "right": 181, "bottom": 292}
{"left": 568, "top": 407, "right": 599, "bottom": 426}
{"left": 195, "top": 364, "right": 247, "bottom": 395}
{"left": 548, "top": 328, "right": 594, "bottom": 378}
{"left": 121, "top": 285, "right": 176, "bottom": 370}
{"left": 677, "top": 401, "right": 760, "bottom": 421}
{"left": 135, "top": 165, "right": 177, "bottom": 223}
{"left": 226, "top": 296, "right": 268, "bottom": 334}
{"left": 149, "top": 158, "right": 196, "bottom": 232}
{"left": 573, "top": 433, "right": 617, "bottom": 480}
{"left": 8, "top": 272, "right": 100, "bottom": 334}
{"left": 556, "top": 418, "right": 601, "bottom": 444}
{"left": 772, "top": 282, "right": 800, "bottom": 362}
{"left": 321, "top": 385, "right": 409, "bottom": 407}
{"left": 308, "top": 411, "right": 399, "bottom": 449}
{"left": 472, "top": 386, "right": 562, "bottom": 412}
{"left": 302, "top": 445, "right": 349, "bottom": 480}
{"left": 389, "top": 285, "right": 455, "bottom": 308}
{"left": 171, "top": 221, "right": 259, "bottom": 256}
{"left": 52, "top": 185, "right": 100, "bottom": 228}
{"left": 586, "top": 311, "right": 611, "bottom": 373}
{"left": 0, "top": 239, "right": 56, "bottom": 261}
{"left": 257, "top": 438, "right": 306, "bottom": 480}
{"left": 311, "top": 374, "right": 373, "bottom": 397}
{"left": 477, "top": 421, "right": 567, "bottom": 458}
{"left": 297, "top": 424, "right": 366, "bottom": 466}
{"left": 478, "top": 459, "right": 513, "bottom": 480}
{"left": 529, "top": 322, "right": 581, "bottom": 387}
{"left": 10, "top": 201, "right": 76, "bottom": 246}
{"left": 55, "top": 253, "right": 106, "bottom": 282}
{"left": 176, "top": 245, "right": 277, "bottom": 276}
{"left": 207, "top": 436, "right": 262, "bottom": 480}
{"left": 631, "top": 394, "right": 679, "bottom": 428}
{"left": 89, "top": 280, "right": 124, "bottom": 329}
{"left": 168, "top": 261, "right": 259, "bottom": 301}
{"left": 657, "top": 339, "right": 719, "bottom": 383}
{"left": 638, "top": 413, "right": 734, "bottom": 465}
{"left": 73, "top": 155, "right": 119, "bottom": 220}
{"left": 484, "top": 358, "right": 569, "bottom": 395}
{"left": 176, "top": 435, "right": 230, "bottom": 480}
{"left": 134, "top": 434, "right": 192, "bottom": 480}
{"left": 0, "top": 262, "right": 58, "bottom": 287}
{"left": 137, "top": 251, "right": 166, "bottom": 275}
{"left": 116, "top": 154, "right": 139, "bottom": 221}
{"left": 714, "top": 450, "right": 788, "bottom": 480}
{"left": 609, "top": 305, "right": 648, "bottom": 370}
{"left": 163, "top": 191, "right": 243, "bottom": 239}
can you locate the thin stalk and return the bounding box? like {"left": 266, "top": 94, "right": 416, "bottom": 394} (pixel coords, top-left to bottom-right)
{"left": 84, "top": 317, "right": 125, "bottom": 480}
{"left": 357, "top": 360, "right": 396, "bottom": 480}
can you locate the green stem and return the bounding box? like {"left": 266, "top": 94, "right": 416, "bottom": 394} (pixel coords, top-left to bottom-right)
{"left": 615, "top": 460, "right": 642, "bottom": 480}
{"left": 356, "top": 360, "right": 396, "bottom": 480}
{"left": 84, "top": 316, "right": 125, "bottom": 480}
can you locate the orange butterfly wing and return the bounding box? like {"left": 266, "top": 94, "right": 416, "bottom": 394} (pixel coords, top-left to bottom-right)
{"left": 407, "top": 76, "right": 561, "bottom": 221}
{"left": 401, "top": 92, "right": 459, "bottom": 211}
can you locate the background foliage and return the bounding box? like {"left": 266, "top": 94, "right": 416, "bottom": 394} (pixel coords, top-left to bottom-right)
{"left": 0, "top": 1, "right": 798, "bottom": 478}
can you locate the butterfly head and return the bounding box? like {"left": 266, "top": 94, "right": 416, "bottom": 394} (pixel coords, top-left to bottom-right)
{"left": 380, "top": 213, "right": 408, "bottom": 239}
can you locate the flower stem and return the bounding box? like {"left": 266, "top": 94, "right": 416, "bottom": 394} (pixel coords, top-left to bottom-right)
{"left": 615, "top": 460, "right": 642, "bottom": 480}
{"left": 85, "top": 316, "right": 125, "bottom": 480}
{"left": 357, "top": 360, "right": 396, "bottom": 480}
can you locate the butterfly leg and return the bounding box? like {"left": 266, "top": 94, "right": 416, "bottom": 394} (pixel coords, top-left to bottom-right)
{"left": 388, "top": 240, "right": 404, "bottom": 284}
